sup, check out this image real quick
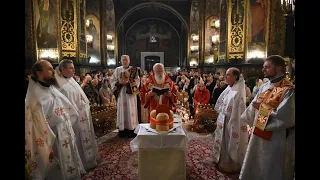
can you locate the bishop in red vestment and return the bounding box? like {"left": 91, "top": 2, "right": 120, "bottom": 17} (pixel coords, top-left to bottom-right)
{"left": 140, "top": 63, "right": 178, "bottom": 121}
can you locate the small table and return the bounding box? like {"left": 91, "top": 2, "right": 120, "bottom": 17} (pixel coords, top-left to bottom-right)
{"left": 130, "top": 122, "right": 188, "bottom": 180}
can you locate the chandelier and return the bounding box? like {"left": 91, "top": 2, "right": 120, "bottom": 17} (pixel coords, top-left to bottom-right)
{"left": 38, "top": 48, "right": 59, "bottom": 61}
{"left": 211, "top": 35, "right": 219, "bottom": 44}
{"left": 149, "top": 36, "right": 157, "bottom": 43}
{"left": 86, "top": 35, "right": 93, "bottom": 43}
{"left": 281, "top": 0, "right": 295, "bottom": 17}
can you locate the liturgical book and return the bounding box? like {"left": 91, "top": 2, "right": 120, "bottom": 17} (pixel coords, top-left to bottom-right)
{"left": 152, "top": 87, "right": 169, "bottom": 95}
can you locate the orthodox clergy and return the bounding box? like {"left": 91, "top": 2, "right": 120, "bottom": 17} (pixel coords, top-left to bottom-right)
{"left": 25, "top": 60, "right": 85, "bottom": 180}
{"left": 213, "top": 67, "right": 248, "bottom": 173}
{"left": 239, "top": 55, "right": 295, "bottom": 180}
{"left": 140, "top": 63, "right": 178, "bottom": 121}
{"left": 110, "top": 55, "right": 140, "bottom": 138}
{"left": 55, "top": 59, "right": 99, "bottom": 170}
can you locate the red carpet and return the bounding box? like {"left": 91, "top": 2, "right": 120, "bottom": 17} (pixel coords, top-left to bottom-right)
{"left": 82, "top": 132, "right": 238, "bottom": 180}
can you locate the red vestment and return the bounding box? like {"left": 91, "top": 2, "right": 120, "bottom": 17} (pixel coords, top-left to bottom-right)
{"left": 140, "top": 73, "right": 178, "bottom": 121}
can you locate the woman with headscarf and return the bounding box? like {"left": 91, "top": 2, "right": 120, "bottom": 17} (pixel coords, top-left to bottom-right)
{"left": 99, "top": 78, "right": 115, "bottom": 106}
{"left": 193, "top": 79, "right": 210, "bottom": 114}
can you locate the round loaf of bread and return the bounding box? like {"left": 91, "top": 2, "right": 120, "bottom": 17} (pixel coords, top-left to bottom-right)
{"left": 156, "top": 113, "right": 169, "bottom": 121}
{"left": 150, "top": 110, "right": 157, "bottom": 118}
{"left": 169, "top": 110, "right": 174, "bottom": 119}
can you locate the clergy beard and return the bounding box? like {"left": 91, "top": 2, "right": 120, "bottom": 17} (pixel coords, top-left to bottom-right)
{"left": 155, "top": 73, "right": 165, "bottom": 84}
{"left": 45, "top": 77, "right": 59, "bottom": 87}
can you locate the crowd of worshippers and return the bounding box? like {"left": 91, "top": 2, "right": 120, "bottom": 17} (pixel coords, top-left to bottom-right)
{"left": 25, "top": 67, "right": 294, "bottom": 115}
{"left": 25, "top": 70, "right": 117, "bottom": 106}
{"left": 26, "top": 69, "right": 249, "bottom": 113}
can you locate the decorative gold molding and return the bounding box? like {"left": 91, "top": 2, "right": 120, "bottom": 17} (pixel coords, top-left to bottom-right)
{"left": 62, "top": 51, "right": 77, "bottom": 57}
{"left": 61, "top": 0, "right": 77, "bottom": 51}
{"left": 227, "top": 0, "right": 246, "bottom": 60}
{"left": 80, "top": 52, "right": 87, "bottom": 58}
{"left": 218, "top": 54, "right": 226, "bottom": 60}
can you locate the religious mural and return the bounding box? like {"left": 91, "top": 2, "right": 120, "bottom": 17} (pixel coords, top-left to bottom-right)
{"left": 190, "top": 0, "right": 200, "bottom": 67}
{"left": 204, "top": 0, "right": 220, "bottom": 65}
{"left": 86, "top": 0, "right": 100, "bottom": 20}
{"left": 79, "top": 0, "right": 87, "bottom": 63}
{"left": 204, "top": 16, "right": 219, "bottom": 64}
{"left": 218, "top": 0, "right": 227, "bottom": 63}
{"left": 206, "top": 0, "right": 219, "bottom": 20}
{"left": 86, "top": 0, "right": 101, "bottom": 64}
{"left": 248, "top": 0, "right": 268, "bottom": 44}
{"left": 219, "top": 0, "right": 227, "bottom": 42}
{"left": 190, "top": 0, "right": 200, "bottom": 33}
{"left": 125, "top": 19, "right": 179, "bottom": 67}
{"left": 34, "top": 0, "right": 58, "bottom": 49}
{"left": 104, "top": 0, "right": 116, "bottom": 66}
{"left": 86, "top": 16, "right": 101, "bottom": 64}
{"left": 247, "top": 0, "right": 269, "bottom": 59}
{"left": 267, "top": 0, "right": 285, "bottom": 56}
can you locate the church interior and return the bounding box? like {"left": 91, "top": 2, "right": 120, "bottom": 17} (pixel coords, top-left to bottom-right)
{"left": 25, "top": 0, "right": 295, "bottom": 179}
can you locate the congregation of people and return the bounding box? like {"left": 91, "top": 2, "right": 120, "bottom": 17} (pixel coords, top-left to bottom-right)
{"left": 25, "top": 54, "right": 295, "bottom": 180}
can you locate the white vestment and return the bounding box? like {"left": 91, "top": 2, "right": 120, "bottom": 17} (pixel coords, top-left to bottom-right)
{"left": 110, "top": 66, "right": 139, "bottom": 131}
{"left": 239, "top": 78, "right": 295, "bottom": 180}
{"left": 25, "top": 79, "right": 85, "bottom": 180}
{"left": 55, "top": 68, "right": 99, "bottom": 170}
{"left": 213, "top": 79, "right": 248, "bottom": 171}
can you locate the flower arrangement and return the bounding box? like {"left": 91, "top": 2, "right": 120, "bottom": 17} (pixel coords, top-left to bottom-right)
{"left": 194, "top": 104, "right": 218, "bottom": 133}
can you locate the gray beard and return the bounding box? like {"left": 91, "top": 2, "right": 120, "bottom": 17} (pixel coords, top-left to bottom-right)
{"left": 155, "top": 74, "right": 165, "bottom": 84}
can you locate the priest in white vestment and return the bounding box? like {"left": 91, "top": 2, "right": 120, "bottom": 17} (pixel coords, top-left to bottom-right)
{"left": 239, "top": 55, "right": 295, "bottom": 180}
{"left": 213, "top": 67, "right": 248, "bottom": 173}
{"left": 25, "top": 60, "right": 85, "bottom": 180}
{"left": 110, "top": 55, "right": 140, "bottom": 138}
{"left": 55, "top": 59, "right": 99, "bottom": 170}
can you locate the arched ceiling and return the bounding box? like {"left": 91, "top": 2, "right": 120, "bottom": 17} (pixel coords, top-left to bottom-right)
{"left": 114, "top": 0, "right": 192, "bottom": 33}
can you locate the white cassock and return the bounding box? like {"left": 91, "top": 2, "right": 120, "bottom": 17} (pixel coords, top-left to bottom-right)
{"left": 239, "top": 77, "right": 295, "bottom": 180}
{"left": 213, "top": 78, "right": 248, "bottom": 171}
{"left": 25, "top": 79, "right": 85, "bottom": 180}
{"left": 110, "top": 66, "right": 139, "bottom": 131}
{"left": 55, "top": 68, "right": 99, "bottom": 170}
